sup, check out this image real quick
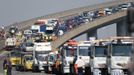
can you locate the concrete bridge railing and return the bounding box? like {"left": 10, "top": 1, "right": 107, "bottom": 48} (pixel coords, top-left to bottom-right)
{"left": 51, "top": 10, "right": 127, "bottom": 49}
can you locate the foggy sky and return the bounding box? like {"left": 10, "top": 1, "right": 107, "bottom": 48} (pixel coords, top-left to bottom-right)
{"left": 0, "top": 0, "right": 111, "bottom": 26}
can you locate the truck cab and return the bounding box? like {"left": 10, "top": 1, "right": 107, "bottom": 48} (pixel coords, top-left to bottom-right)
{"left": 9, "top": 51, "right": 21, "bottom": 66}
{"left": 90, "top": 39, "right": 110, "bottom": 75}
{"left": 15, "top": 52, "right": 33, "bottom": 71}
{"left": 32, "top": 42, "right": 51, "bottom": 72}
{"left": 5, "top": 37, "right": 17, "bottom": 50}
{"left": 45, "top": 19, "right": 58, "bottom": 33}
{"left": 107, "top": 37, "right": 133, "bottom": 75}
{"left": 31, "top": 19, "right": 46, "bottom": 34}
{"left": 75, "top": 41, "right": 92, "bottom": 74}
{"left": 60, "top": 40, "right": 77, "bottom": 74}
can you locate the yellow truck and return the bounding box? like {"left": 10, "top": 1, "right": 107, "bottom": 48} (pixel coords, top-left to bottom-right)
{"left": 15, "top": 52, "right": 33, "bottom": 71}
{"left": 9, "top": 51, "right": 21, "bottom": 66}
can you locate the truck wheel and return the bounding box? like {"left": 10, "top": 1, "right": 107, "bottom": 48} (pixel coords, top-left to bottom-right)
{"left": 20, "top": 66, "right": 24, "bottom": 72}
{"left": 85, "top": 66, "right": 91, "bottom": 75}
{"left": 32, "top": 66, "right": 36, "bottom": 72}
{"left": 32, "top": 66, "right": 40, "bottom": 72}
{"left": 15, "top": 65, "right": 20, "bottom": 71}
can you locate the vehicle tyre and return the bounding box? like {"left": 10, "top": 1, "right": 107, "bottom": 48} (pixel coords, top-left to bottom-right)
{"left": 15, "top": 65, "right": 20, "bottom": 71}
{"left": 32, "top": 66, "right": 40, "bottom": 72}
{"left": 20, "top": 66, "right": 24, "bottom": 72}
{"left": 44, "top": 66, "right": 49, "bottom": 73}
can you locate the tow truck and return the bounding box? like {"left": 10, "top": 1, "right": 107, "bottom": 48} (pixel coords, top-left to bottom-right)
{"left": 107, "top": 37, "right": 133, "bottom": 75}
{"left": 15, "top": 52, "right": 33, "bottom": 71}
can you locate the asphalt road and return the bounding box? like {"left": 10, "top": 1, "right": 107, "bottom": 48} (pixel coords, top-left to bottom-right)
{"left": 0, "top": 61, "right": 55, "bottom": 75}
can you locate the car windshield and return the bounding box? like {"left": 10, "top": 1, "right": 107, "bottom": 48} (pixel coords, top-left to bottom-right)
{"left": 79, "top": 46, "right": 90, "bottom": 56}
{"left": 112, "top": 44, "right": 132, "bottom": 56}
{"left": 66, "top": 46, "right": 77, "bottom": 57}
{"left": 95, "top": 46, "right": 107, "bottom": 57}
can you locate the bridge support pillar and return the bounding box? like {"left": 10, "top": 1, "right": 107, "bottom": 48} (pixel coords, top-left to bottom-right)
{"left": 127, "top": 7, "right": 134, "bottom": 36}
{"left": 116, "top": 17, "right": 129, "bottom": 36}
{"left": 87, "top": 30, "right": 97, "bottom": 40}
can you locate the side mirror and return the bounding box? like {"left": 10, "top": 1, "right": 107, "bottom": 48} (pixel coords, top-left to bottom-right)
{"left": 88, "top": 51, "right": 91, "bottom": 56}
{"left": 89, "top": 52, "right": 94, "bottom": 59}
{"left": 104, "top": 49, "right": 107, "bottom": 55}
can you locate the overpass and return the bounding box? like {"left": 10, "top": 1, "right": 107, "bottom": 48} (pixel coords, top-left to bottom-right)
{"left": 51, "top": 11, "right": 127, "bottom": 49}
{"left": 1, "top": 0, "right": 134, "bottom": 50}
{"left": 4, "top": 0, "right": 133, "bottom": 30}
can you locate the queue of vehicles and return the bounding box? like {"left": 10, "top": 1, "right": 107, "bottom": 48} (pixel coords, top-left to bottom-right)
{"left": 1, "top": 2, "right": 134, "bottom": 75}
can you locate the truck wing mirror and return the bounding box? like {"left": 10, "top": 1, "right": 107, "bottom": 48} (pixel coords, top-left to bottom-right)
{"left": 88, "top": 51, "right": 91, "bottom": 56}
{"left": 104, "top": 49, "right": 107, "bottom": 55}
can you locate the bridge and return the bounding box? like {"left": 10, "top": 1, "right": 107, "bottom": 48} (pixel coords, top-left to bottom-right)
{"left": 1, "top": 0, "right": 134, "bottom": 50}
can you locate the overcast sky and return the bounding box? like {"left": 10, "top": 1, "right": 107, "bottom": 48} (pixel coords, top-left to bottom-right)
{"left": 0, "top": 0, "right": 112, "bottom": 26}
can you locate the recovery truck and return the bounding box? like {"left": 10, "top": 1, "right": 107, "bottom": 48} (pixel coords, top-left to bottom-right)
{"left": 107, "top": 37, "right": 133, "bottom": 75}
{"left": 15, "top": 52, "right": 33, "bottom": 71}
{"left": 60, "top": 40, "right": 78, "bottom": 74}
{"left": 32, "top": 42, "right": 52, "bottom": 72}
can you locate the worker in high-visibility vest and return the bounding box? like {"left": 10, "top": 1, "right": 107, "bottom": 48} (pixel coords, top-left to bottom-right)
{"left": 55, "top": 54, "right": 61, "bottom": 75}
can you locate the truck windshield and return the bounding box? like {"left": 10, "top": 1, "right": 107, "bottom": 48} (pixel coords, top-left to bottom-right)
{"left": 79, "top": 46, "right": 90, "bottom": 56}
{"left": 25, "top": 56, "right": 33, "bottom": 61}
{"left": 112, "top": 44, "right": 132, "bottom": 56}
{"left": 32, "top": 30, "right": 38, "bottom": 34}
{"left": 26, "top": 43, "right": 34, "bottom": 47}
{"left": 95, "top": 46, "right": 107, "bottom": 57}
{"left": 66, "top": 46, "right": 77, "bottom": 57}
{"left": 10, "top": 52, "right": 21, "bottom": 57}
{"left": 37, "top": 54, "right": 47, "bottom": 61}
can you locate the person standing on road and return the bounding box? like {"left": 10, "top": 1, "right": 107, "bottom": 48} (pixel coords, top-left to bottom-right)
{"left": 75, "top": 57, "right": 85, "bottom": 75}
{"left": 3, "top": 58, "right": 8, "bottom": 75}
{"left": 7, "top": 58, "right": 12, "bottom": 75}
